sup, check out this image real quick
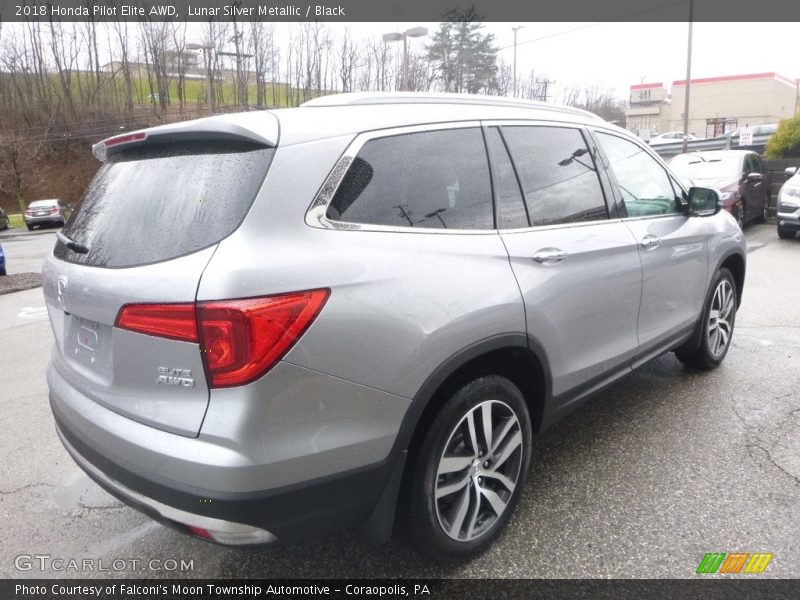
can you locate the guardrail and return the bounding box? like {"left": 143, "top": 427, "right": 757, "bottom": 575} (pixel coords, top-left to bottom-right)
{"left": 649, "top": 133, "right": 773, "bottom": 159}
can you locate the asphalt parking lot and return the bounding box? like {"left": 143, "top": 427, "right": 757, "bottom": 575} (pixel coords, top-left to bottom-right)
{"left": 0, "top": 224, "right": 798, "bottom": 579}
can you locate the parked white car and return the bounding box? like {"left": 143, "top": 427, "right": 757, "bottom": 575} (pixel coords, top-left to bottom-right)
{"left": 649, "top": 132, "right": 698, "bottom": 146}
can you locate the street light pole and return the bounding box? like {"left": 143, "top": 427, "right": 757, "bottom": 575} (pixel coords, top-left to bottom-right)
{"left": 682, "top": 0, "right": 694, "bottom": 154}
{"left": 383, "top": 27, "right": 428, "bottom": 92}
{"left": 403, "top": 35, "right": 408, "bottom": 92}
{"left": 512, "top": 26, "right": 523, "bottom": 98}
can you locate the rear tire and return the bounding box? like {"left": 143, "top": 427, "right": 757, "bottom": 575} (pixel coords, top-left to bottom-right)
{"left": 778, "top": 227, "right": 795, "bottom": 240}
{"left": 756, "top": 197, "right": 769, "bottom": 223}
{"left": 0, "top": 267, "right": 6, "bottom": 276}
{"left": 403, "top": 375, "right": 532, "bottom": 562}
{"left": 26, "top": 224, "right": 33, "bottom": 231}
{"left": 675, "top": 268, "right": 737, "bottom": 370}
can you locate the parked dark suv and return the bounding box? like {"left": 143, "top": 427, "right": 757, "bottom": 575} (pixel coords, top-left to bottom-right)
{"left": 44, "top": 93, "right": 746, "bottom": 561}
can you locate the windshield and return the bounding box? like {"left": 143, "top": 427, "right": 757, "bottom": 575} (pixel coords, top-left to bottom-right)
{"left": 669, "top": 155, "right": 741, "bottom": 181}
{"left": 54, "top": 140, "right": 274, "bottom": 268}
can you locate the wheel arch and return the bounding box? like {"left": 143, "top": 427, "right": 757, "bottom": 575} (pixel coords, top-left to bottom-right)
{"left": 359, "top": 334, "right": 552, "bottom": 545}
{"left": 718, "top": 250, "right": 745, "bottom": 306}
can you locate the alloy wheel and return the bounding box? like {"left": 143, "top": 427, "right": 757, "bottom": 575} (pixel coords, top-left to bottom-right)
{"left": 434, "top": 400, "right": 523, "bottom": 542}
{"left": 707, "top": 279, "right": 735, "bottom": 359}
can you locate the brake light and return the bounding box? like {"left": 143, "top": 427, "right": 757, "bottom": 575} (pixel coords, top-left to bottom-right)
{"left": 114, "top": 289, "right": 329, "bottom": 388}
{"left": 93, "top": 131, "right": 146, "bottom": 161}
{"left": 24, "top": 210, "right": 33, "bottom": 216}
{"left": 105, "top": 131, "right": 146, "bottom": 147}
{"left": 49, "top": 207, "right": 59, "bottom": 214}
{"left": 115, "top": 304, "right": 198, "bottom": 343}
{"left": 198, "top": 290, "right": 329, "bottom": 388}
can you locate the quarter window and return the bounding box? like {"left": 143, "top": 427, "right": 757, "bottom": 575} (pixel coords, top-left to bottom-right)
{"left": 501, "top": 126, "right": 608, "bottom": 226}
{"left": 327, "top": 127, "right": 493, "bottom": 230}
{"left": 595, "top": 132, "right": 681, "bottom": 217}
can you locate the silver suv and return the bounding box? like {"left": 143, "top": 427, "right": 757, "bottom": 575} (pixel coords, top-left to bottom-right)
{"left": 44, "top": 93, "right": 746, "bottom": 561}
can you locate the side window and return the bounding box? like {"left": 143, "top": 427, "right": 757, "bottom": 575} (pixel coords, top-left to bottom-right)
{"left": 484, "top": 127, "right": 528, "bottom": 229}
{"left": 327, "top": 127, "right": 493, "bottom": 230}
{"left": 501, "top": 125, "right": 608, "bottom": 226}
{"left": 595, "top": 132, "right": 681, "bottom": 217}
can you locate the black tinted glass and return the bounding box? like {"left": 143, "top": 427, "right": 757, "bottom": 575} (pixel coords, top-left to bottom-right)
{"left": 327, "top": 128, "right": 493, "bottom": 230}
{"left": 55, "top": 141, "right": 273, "bottom": 268}
{"left": 501, "top": 126, "right": 608, "bottom": 226}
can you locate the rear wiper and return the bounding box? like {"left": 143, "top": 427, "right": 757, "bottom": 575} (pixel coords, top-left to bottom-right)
{"left": 57, "top": 231, "right": 89, "bottom": 254}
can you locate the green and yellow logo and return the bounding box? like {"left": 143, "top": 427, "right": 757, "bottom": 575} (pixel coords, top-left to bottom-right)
{"left": 696, "top": 552, "right": 773, "bottom": 574}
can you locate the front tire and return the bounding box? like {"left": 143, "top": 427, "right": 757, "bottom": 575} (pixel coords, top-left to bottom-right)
{"left": 778, "top": 227, "right": 795, "bottom": 240}
{"left": 676, "top": 268, "right": 737, "bottom": 370}
{"left": 734, "top": 203, "right": 745, "bottom": 229}
{"left": 403, "top": 376, "right": 532, "bottom": 562}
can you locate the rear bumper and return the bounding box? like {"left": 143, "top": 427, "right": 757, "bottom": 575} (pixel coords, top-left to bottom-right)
{"left": 48, "top": 359, "right": 408, "bottom": 543}
{"left": 25, "top": 214, "right": 63, "bottom": 225}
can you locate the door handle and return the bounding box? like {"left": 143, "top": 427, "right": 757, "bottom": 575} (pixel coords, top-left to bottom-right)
{"left": 640, "top": 235, "right": 661, "bottom": 250}
{"left": 532, "top": 248, "right": 567, "bottom": 265}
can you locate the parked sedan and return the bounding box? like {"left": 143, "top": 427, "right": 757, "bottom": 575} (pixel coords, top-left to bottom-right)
{"left": 777, "top": 166, "right": 800, "bottom": 239}
{"left": 23, "top": 199, "right": 72, "bottom": 230}
{"left": 0, "top": 242, "right": 6, "bottom": 276}
{"left": 0, "top": 207, "right": 9, "bottom": 230}
{"left": 667, "top": 150, "right": 770, "bottom": 228}
{"left": 649, "top": 131, "right": 698, "bottom": 146}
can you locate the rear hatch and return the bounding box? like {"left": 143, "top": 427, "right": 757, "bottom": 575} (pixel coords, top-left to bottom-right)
{"left": 44, "top": 119, "right": 277, "bottom": 436}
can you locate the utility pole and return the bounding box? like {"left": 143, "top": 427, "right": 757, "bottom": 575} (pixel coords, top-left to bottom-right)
{"left": 538, "top": 78, "right": 555, "bottom": 102}
{"left": 682, "top": 0, "right": 694, "bottom": 154}
{"left": 512, "top": 26, "right": 524, "bottom": 98}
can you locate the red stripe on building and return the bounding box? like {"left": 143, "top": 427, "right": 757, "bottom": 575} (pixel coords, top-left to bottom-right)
{"left": 630, "top": 82, "right": 663, "bottom": 90}
{"left": 673, "top": 72, "right": 796, "bottom": 87}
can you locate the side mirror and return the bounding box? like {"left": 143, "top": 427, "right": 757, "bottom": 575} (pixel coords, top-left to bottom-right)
{"left": 785, "top": 167, "right": 798, "bottom": 178}
{"left": 687, "top": 187, "right": 721, "bottom": 217}
{"left": 746, "top": 172, "right": 763, "bottom": 182}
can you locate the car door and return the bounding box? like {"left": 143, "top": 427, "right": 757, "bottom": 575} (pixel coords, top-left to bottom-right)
{"left": 492, "top": 123, "right": 642, "bottom": 409}
{"left": 747, "top": 153, "right": 769, "bottom": 219}
{"left": 591, "top": 129, "right": 708, "bottom": 358}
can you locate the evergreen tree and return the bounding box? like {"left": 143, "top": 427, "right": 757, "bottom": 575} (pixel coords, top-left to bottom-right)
{"left": 426, "top": 6, "right": 499, "bottom": 94}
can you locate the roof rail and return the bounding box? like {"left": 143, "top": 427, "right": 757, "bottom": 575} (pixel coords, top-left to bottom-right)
{"left": 301, "top": 92, "right": 603, "bottom": 121}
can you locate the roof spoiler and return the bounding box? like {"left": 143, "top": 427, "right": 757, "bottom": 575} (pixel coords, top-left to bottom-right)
{"left": 92, "top": 113, "right": 279, "bottom": 161}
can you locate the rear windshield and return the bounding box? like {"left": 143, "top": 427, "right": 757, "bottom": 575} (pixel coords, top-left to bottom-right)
{"left": 55, "top": 140, "right": 274, "bottom": 268}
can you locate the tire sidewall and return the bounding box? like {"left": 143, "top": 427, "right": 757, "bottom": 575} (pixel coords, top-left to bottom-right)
{"left": 406, "top": 376, "right": 532, "bottom": 561}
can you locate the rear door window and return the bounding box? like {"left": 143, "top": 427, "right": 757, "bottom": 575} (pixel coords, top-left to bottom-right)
{"left": 501, "top": 125, "right": 609, "bottom": 226}
{"left": 55, "top": 140, "right": 274, "bottom": 268}
{"left": 327, "top": 127, "right": 494, "bottom": 230}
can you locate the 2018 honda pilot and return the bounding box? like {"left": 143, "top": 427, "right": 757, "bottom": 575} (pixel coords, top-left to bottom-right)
{"left": 44, "top": 93, "right": 746, "bottom": 561}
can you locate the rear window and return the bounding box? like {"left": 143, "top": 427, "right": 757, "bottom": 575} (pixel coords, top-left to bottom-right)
{"left": 55, "top": 140, "right": 273, "bottom": 268}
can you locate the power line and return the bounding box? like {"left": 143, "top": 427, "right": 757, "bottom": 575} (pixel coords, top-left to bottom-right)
{"left": 497, "top": 0, "right": 690, "bottom": 51}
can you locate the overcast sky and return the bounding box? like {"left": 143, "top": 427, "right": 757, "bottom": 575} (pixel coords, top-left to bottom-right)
{"left": 336, "top": 21, "right": 800, "bottom": 100}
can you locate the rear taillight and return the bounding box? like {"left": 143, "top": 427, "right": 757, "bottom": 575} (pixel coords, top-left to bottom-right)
{"left": 198, "top": 290, "right": 330, "bottom": 388}
{"left": 115, "top": 289, "right": 329, "bottom": 388}
{"left": 24, "top": 210, "right": 33, "bottom": 216}
{"left": 115, "top": 304, "right": 199, "bottom": 343}
{"left": 49, "top": 207, "right": 59, "bottom": 214}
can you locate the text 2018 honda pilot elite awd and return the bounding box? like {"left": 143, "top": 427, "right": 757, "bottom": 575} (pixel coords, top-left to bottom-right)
{"left": 44, "top": 93, "right": 746, "bottom": 561}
